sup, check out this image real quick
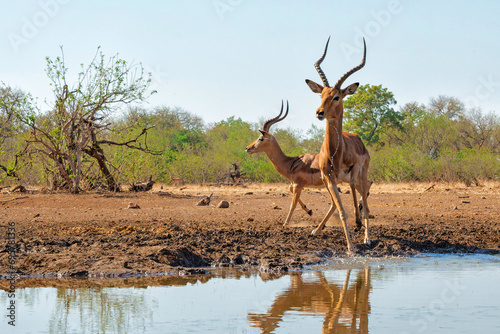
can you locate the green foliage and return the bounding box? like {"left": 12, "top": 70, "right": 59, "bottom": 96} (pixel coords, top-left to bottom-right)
{"left": 370, "top": 145, "right": 431, "bottom": 182}
{"left": 0, "top": 84, "right": 34, "bottom": 183}
{"left": 96, "top": 111, "right": 307, "bottom": 184}
{"left": 171, "top": 129, "right": 206, "bottom": 152}
{"left": 241, "top": 157, "right": 284, "bottom": 182}
{"left": 2, "top": 68, "right": 499, "bottom": 188}
{"left": 273, "top": 128, "right": 304, "bottom": 157}
{"left": 343, "top": 84, "right": 401, "bottom": 145}
{"left": 302, "top": 123, "right": 323, "bottom": 154}
{"left": 369, "top": 144, "right": 499, "bottom": 183}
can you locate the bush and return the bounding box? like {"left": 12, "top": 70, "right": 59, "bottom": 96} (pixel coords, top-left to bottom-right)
{"left": 369, "top": 145, "right": 499, "bottom": 183}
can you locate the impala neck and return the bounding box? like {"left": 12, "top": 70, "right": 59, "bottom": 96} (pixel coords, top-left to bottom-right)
{"left": 323, "top": 116, "right": 343, "bottom": 165}
{"left": 264, "top": 140, "right": 294, "bottom": 179}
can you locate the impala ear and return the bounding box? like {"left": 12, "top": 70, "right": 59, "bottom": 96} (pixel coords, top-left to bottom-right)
{"left": 259, "top": 130, "right": 267, "bottom": 135}
{"left": 305, "top": 79, "right": 324, "bottom": 94}
{"left": 342, "top": 82, "right": 359, "bottom": 96}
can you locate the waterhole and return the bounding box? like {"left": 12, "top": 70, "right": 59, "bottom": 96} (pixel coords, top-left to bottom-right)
{"left": 1, "top": 254, "right": 499, "bottom": 333}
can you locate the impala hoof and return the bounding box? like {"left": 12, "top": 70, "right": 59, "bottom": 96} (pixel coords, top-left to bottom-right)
{"left": 364, "top": 239, "right": 372, "bottom": 246}
{"left": 307, "top": 209, "right": 313, "bottom": 216}
{"left": 355, "top": 219, "right": 362, "bottom": 232}
{"left": 311, "top": 229, "right": 318, "bottom": 236}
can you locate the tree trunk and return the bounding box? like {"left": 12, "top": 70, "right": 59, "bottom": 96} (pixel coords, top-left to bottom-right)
{"left": 53, "top": 156, "right": 73, "bottom": 191}
{"left": 85, "top": 144, "right": 120, "bottom": 192}
{"left": 72, "top": 148, "right": 83, "bottom": 194}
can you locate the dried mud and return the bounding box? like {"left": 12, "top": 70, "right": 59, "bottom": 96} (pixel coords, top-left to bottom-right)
{"left": 0, "top": 182, "right": 498, "bottom": 278}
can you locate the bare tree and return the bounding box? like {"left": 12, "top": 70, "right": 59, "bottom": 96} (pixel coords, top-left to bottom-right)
{"left": 428, "top": 95, "right": 464, "bottom": 120}
{"left": 458, "top": 108, "right": 500, "bottom": 150}
{"left": 20, "top": 47, "right": 157, "bottom": 193}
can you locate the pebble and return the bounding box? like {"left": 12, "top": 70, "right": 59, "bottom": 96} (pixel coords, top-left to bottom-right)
{"left": 216, "top": 200, "right": 229, "bottom": 208}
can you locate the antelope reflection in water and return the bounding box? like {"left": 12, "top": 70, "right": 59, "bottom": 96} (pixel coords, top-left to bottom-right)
{"left": 249, "top": 267, "right": 371, "bottom": 333}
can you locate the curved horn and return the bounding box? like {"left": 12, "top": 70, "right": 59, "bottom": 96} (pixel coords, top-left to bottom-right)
{"left": 334, "top": 38, "right": 366, "bottom": 90}
{"left": 314, "top": 36, "right": 331, "bottom": 87}
{"left": 314, "top": 36, "right": 330, "bottom": 87}
{"left": 262, "top": 100, "right": 289, "bottom": 132}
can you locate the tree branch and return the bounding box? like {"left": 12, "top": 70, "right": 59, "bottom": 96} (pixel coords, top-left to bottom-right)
{"left": 94, "top": 126, "right": 161, "bottom": 154}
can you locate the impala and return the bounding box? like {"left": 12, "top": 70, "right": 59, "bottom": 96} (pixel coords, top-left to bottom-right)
{"left": 169, "top": 175, "right": 183, "bottom": 186}
{"left": 305, "top": 37, "right": 371, "bottom": 252}
{"left": 246, "top": 101, "right": 371, "bottom": 229}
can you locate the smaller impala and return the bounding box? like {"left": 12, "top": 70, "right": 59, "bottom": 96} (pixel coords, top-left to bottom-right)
{"left": 246, "top": 101, "right": 371, "bottom": 228}
{"left": 169, "top": 175, "right": 183, "bottom": 186}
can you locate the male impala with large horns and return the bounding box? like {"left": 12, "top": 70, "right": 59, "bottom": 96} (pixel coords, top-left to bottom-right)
{"left": 305, "top": 37, "right": 371, "bottom": 253}
{"left": 246, "top": 100, "right": 371, "bottom": 230}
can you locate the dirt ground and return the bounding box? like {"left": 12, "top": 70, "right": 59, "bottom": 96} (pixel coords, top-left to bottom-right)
{"left": 0, "top": 182, "right": 498, "bottom": 278}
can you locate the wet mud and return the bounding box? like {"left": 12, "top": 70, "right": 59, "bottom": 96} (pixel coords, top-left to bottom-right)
{"left": 0, "top": 182, "right": 498, "bottom": 278}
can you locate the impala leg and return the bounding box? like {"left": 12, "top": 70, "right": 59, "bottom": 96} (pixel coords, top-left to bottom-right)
{"left": 351, "top": 183, "right": 362, "bottom": 232}
{"left": 313, "top": 177, "right": 354, "bottom": 253}
{"left": 330, "top": 182, "right": 355, "bottom": 253}
{"left": 360, "top": 175, "right": 371, "bottom": 246}
{"left": 283, "top": 184, "right": 303, "bottom": 227}
{"left": 348, "top": 165, "right": 362, "bottom": 232}
{"left": 311, "top": 176, "right": 336, "bottom": 235}
{"left": 288, "top": 184, "right": 313, "bottom": 216}
{"left": 311, "top": 203, "right": 336, "bottom": 236}
{"left": 296, "top": 187, "right": 313, "bottom": 216}
{"left": 299, "top": 199, "right": 313, "bottom": 216}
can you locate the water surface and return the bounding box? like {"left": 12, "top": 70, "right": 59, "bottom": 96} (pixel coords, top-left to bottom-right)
{"left": 1, "top": 254, "right": 499, "bottom": 333}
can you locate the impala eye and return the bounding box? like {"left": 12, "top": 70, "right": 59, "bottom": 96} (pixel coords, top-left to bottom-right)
{"left": 333, "top": 96, "right": 340, "bottom": 101}
{"left": 258, "top": 137, "right": 264, "bottom": 141}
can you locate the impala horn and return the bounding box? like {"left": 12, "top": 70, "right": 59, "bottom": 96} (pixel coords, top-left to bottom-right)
{"left": 261, "top": 100, "right": 289, "bottom": 133}
{"left": 314, "top": 36, "right": 331, "bottom": 87}
{"left": 333, "top": 38, "right": 366, "bottom": 90}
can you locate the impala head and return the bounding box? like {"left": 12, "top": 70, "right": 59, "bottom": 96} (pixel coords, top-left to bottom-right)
{"left": 246, "top": 100, "right": 289, "bottom": 154}
{"left": 305, "top": 37, "right": 366, "bottom": 121}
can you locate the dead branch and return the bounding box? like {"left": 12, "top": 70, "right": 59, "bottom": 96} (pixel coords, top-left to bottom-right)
{"left": 11, "top": 185, "right": 26, "bottom": 192}
{"left": 0, "top": 196, "right": 29, "bottom": 203}
{"left": 129, "top": 175, "right": 154, "bottom": 192}
{"left": 196, "top": 193, "right": 213, "bottom": 206}
{"left": 422, "top": 184, "right": 435, "bottom": 193}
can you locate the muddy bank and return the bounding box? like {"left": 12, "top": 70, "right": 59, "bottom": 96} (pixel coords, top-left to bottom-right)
{"left": 0, "top": 182, "right": 499, "bottom": 278}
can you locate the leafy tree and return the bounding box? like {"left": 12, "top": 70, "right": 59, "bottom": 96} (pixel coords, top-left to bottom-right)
{"left": 399, "top": 102, "right": 427, "bottom": 129}
{"left": 302, "top": 124, "right": 323, "bottom": 153}
{"left": 171, "top": 129, "right": 206, "bottom": 152}
{"left": 208, "top": 116, "right": 255, "bottom": 157}
{"left": 380, "top": 102, "right": 427, "bottom": 147}
{"left": 273, "top": 128, "right": 304, "bottom": 157}
{"left": 343, "top": 84, "right": 401, "bottom": 145}
{"left": 103, "top": 106, "right": 208, "bottom": 184}
{"left": 0, "top": 85, "right": 30, "bottom": 180}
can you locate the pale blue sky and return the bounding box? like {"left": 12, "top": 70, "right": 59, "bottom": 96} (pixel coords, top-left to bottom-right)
{"left": 2, "top": 0, "right": 499, "bottom": 132}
